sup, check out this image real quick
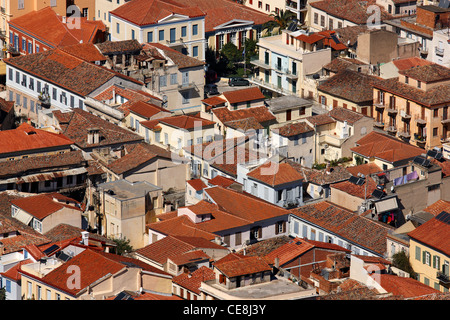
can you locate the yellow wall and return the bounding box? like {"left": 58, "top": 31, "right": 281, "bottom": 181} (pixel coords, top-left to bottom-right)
{"left": 410, "top": 238, "right": 450, "bottom": 292}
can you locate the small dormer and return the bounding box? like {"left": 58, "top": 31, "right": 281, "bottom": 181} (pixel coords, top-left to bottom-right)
{"left": 87, "top": 127, "right": 100, "bottom": 145}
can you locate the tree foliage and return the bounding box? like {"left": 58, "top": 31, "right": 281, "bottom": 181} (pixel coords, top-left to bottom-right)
{"left": 392, "top": 251, "right": 417, "bottom": 278}
{"left": 111, "top": 237, "right": 133, "bottom": 255}
{"left": 262, "top": 9, "right": 296, "bottom": 35}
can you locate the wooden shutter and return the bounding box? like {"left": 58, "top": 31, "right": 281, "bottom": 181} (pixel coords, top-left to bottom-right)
{"left": 275, "top": 223, "right": 279, "bottom": 235}
{"left": 258, "top": 227, "right": 262, "bottom": 238}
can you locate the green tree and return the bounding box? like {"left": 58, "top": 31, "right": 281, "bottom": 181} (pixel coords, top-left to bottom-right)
{"left": 392, "top": 251, "right": 417, "bottom": 279}
{"left": 111, "top": 237, "right": 133, "bottom": 255}
{"left": 0, "top": 287, "right": 6, "bottom": 300}
{"left": 262, "top": 9, "right": 296, "bottom": 35}
{"left": 221, "top": 42, "right": 241, "bottom": 71}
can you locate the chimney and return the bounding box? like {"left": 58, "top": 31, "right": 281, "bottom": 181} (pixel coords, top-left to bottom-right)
{"left": 62, "top": 16, "right": 66, "bottom": 24}
{"left": 81, "top": 231, "right": 89, "bottom": 246}
{"left": 87, "top": 128, "right": 100, "bottom": 145}
{"left": 275, "top": 257, "right": 279, "bottom": 269}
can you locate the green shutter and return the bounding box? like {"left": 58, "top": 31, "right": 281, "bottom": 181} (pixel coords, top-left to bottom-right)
{"left": 423, "top": 251, "right": 426, "bottom": 264}
{"left": 416, "top": 246, "right": 421, "bottom": 261}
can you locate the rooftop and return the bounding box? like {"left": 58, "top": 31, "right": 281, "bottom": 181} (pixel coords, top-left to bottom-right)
{"left": 351, "top": 131, "right": 425, "bottom": 164}
{"left": 5, "top": 48, "right": 140, "bottom": 97}
{"left": 274, "top": 121, "right": 314, "bottom": 137}
{"left": 290, "top": 201, "right": 392, "bottom": 255}
{"left": 247, "top": 161, "right": 304, "bottom": 187}
{"left": 97, "top": 179, "right": 161, "bottom": 200}
{"left": 53, "top": 108, "right": 143, "bottom": 149}
{"left": 310, "top": 0, "right": 393, "bottom": 25}
{"left": 0, "top": 123, "right": 73, "bottom": 156}
{"left": 398, "top": 63, "right": 450, "bottom": 83}
{"left": 318, "top": 70, "right": 384, "bottom": 104}
{"left": 10, "top": 193, "right": 83, "bottom": 220}
{"left": 9, "top": 7, "right": 105, "bottom": 48}
{"left": 221, "top": 87, "right": 265, "bottom": 104}
{"left": 144, "top": 43, "right": 205, "bottom": 69}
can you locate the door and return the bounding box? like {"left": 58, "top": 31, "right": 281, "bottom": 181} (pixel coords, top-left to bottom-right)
{"left": 286, "top": 109, "right": 291, "bottom": 121}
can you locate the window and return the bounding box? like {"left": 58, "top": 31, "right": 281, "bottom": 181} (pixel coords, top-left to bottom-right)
{"left": 192, "top": 24, "right": 198, "bottom": 36}
{"left": 170, "top": 28, "right": 176, "bottom": 43}
{"left": 159, "top": 75, "right": 167, "bottom": 88}
{"left": 82, "top": 8, "right": 88, "bottom": 18}
{"left": 275, "top": 221, "right": 286, "bottom": 234}
{"left": 258, "top": 1, "right": 262, "bottom": 8}
{"left": 314, "top": 13, "right": 318, "bottom": 24}
{"left": 28, "top": 41, "right": 32, "bottom": 54}
{"left": 433, "top": 109, "right": 439, "bottom": 118}
{"left": 147, "top": 31, "right": 153, "bottom": 42}
{"left": 182, "top": 71, "right": 189, "bottom": 85}
{"left": 170, "top": 73, "right": 177, "bottom": 85}
{"left": 46, "top": 289, "right": 51, "bottom": 300}
{"left": 433, "top": 255, "right": 441, "bottom": 270}
{"left": 8, "top": 68, "right": 12, "bottom": 81}
{"left": 37, "top": 285, "right": 42, "bottom": 300}
{"left": 417, "top": 81, "right": 421, "bottom": 89}
{"left": 265, "top": 4, "right": 270, "bottom": 11}
{"left": 423, "top": 251, "right": 431, "bottom": 266}
{"left": 30, "top": 100, "right": 35, "bottom": 113}
{"left": 433, "top": 127, "right": 438, "bottom": 137}
{"left": 193, "top": 46, "right": 198, "bottom": 57}
{"left": 235, "top": 231, "right": 242, "bottom": 246}
{"left": 405, "top": 76, "right": 409, "bottom": 84}
{"left": 18, "top": 0, "right": 24, "bottom": 9}
{"left": 320, "top": 15, "right": 325, "bottom": 27}
{"left": 131, "top": 29, "right": 135, "bottom": 40}
{"left": 116, "top": 23, "right": 120, "bottom": 34}
{"left": 159, "top": 30, "right": 164, "bottom": 41}
{"left": 5, "top": 279, "right": 11, "bottom": 293}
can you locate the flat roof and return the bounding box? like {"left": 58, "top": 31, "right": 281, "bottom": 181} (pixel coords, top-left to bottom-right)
{"left": 98, "top": 179, "right": 161, "bottom": 200}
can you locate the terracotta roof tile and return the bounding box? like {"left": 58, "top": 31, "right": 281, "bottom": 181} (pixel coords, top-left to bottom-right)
{"left": 247, "top": 161, "right": 304, "bottom": 186}
{"left": 214, "top": 253, "right": 271, "bottom": 278}
{"left": 392, "top": 57, "right": 434, "bottom": 71}
{"left": 0, "top": 259, "right": 33, "bottom": 281}
{"left": 399, "top": 63, "right": 450, "bottom": 83}
{"left": 212, "top": 106, "right": 276, "bottom": 125}
{"left": 172, "top": 266, "right": 215, "bottom": 294}
{"left": 423, "top": 200, "right": 450, "bottom": 217}
{"left": 345, "top": 163, "right": 382, "bottom": 176}
{"left": 290, "top": 201, "right": 391, "bottom": 255}
{"left": 9, "top": 7, "right": 105, "bottom": 48}
{"left": 110, "top": 0, "right": 206, "bottom": 26}
{"left": 328, "top": 106, "right": 366, "bottom": 124}
{"left": 187, "top": 178, "right": 207, "bottom": 191}
{"left": 222, "top": 87, "right": 265, "bottom": 104}
{"left": 331, "top": 177, "right": 378, "bottom": 199}
{"left": 10, "top": 193, "right": 83, "bottom": 220}
{"left": 408, "top": 211, "right": 450, "bottom": 256}
{"left": 53, "top": 108, "right": 143, "bottom": 149}
{"left": 61, "top": 43, "right": 107, "bottom": 62}
{"left": 144, "top": 43, "right": 205, "bottom": 69}
{"left": 128, "top": 101, "right": 171, "bottom": 119}
{"left": 351, "top": 131, "right": 424, "bottom": 163}
{"left": 310, "top": 0, "right": 393, "bottom": 24}
{"left": 318, "top": 70, "right": 384, "bottom": 103}
{"left": 275, "top": 121, "right": 314, "bottom": 137}
{"left": 305, "top": 113, "right": 335, "bottom": 126}
{"left": 0, "top": 123, "right": 73, "bottom": 156}
{"left": 208, "top": 175, "right": 238, "bottom": 188}
{"left": 378, "top": 274, "right": 441, "bottom": 299}
{"left": 166, "top": 0, "right": 272, "bottom": 32}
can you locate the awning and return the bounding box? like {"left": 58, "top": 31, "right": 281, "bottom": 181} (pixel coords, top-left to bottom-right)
{"left": 374, "top": 197, "right": 398, "bottom": 213}
{"left": 14, "top": 209, "right": 33, "bottom": 225}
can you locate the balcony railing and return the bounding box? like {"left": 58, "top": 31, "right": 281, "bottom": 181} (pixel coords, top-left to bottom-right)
{"left": 398, "top": 130, "right": 411, "bottom": 139}
{"left": 373, "top": 121, "right": 385, "bottom": 128}
{"left": 386, "top": 125, "right": 397, "bottom": 133}
{"left": 400, "top": 110, "right": 411, "bottom": 120}
{"left": 318, "top": 134, "right": 347, "bottom": 147}
{"left": 437, "top": 271, "right": 450, "bottom": 284}
{"left": 414, "top": 115, "right": 427, "bottom": 125}
{"left": 374, "top": 101, "right": 385, "bottom": 109}
{"left": 387, "top": 107, "right": 398, "bottom": 114}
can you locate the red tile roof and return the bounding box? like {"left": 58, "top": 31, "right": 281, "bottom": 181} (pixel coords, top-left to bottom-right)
{"left": 9, "top": 7, "right": 105, "bottom": 48}
{"left": 331, "top": 177, "right": 378, "bottom": 199}
{"left": 214, "top": 253, "right": 271, "bottom": 278}
{"left": 399, "top": 63, "right": 450, "bottom": 83}
{"left": 247, "top": 161, "right": 304, "bottom": 186}
{"left": 208, "top": 175, "right": 238, "bottom": 188}
{"left": 290, "top": 201, "right": 391, "bottom": 255}
{"left": 275, "top": 121, "right": 314, "bottom": 137}
{"left": 345, "top": 163, "right": 382, "bottom": 177}
{"left": 10, "top": 193, "right": 83, "bottom": 220}
{"left": 202, "top": 96, "right": 227, "bottom": 107}
{"left": 222, "top": 87, "right": 265, "bottom": 104}
{"left": 61, "top": 43, "right": 107, "bottom": 63}
{"left": 212, "top": 106, "right": 276, "bottom": 125}
{"left": 0, "top": 123, "right": 73, "bottom": 156}
{"left": 310, "top": 0, "right": 393, "bottom": 24}
{"left": 142, "top": 115, "right": 215, "bottom": 131}
{"left": 128, "top": 101, "right": 171, "bottom": 119}
{"left": 377, "top": 274, "right": 441, "bottom": 299}
{"left": 172, "top": 265, "right": 215, "bottom": 294}
{"left": 422, "top": 200, "right": 450, "bottom": 217}
{"left": 145, "top": 43, "right": 205, "bottom": 69}
{"left": 392, "top": 57, "right": 434, "bottom": 71}
{"left": 54, "top": 108, "right": 143, "bottom": 149}
{"left": 167, "top": 0, "right": 272, "bottom": 32}
{"left": 187, "top": 178, "right": 207, "bottom": 191}
{"left": 408, "top": 211, "right": 450, "bottom": 256}
{"left": 111, "top": 0, "right": 206, "bottom": 26}
{"left": 351, "top": 131, "right": 424, "bottom": 163}
{"left": 296, "top": 30, "right": 347, "bottom": 50}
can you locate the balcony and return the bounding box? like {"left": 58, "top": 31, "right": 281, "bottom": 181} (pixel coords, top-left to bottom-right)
{"left": 286, "top": 0, "right": 307, "bottom": 11}
{"left": 387, "top": 107, "right": 398, "bottom": 115}
{"left": 374, "top": 101, "right": 385, "bottom": 109}
{"left": 413, "top": 133, "right": 427, "bottom": 146}
{"left": 400, "top": 110, "right": 411, "bottom": 120}
{"left": 435, "top": 46, "right": 444, "bottom": 57}
{"left": 414, "top": 115, "right": 427, "bottom": 125}
{"left": 437, "top": 271, "right": 450, "bottom": 284}
{"left": 178, "top": 81, "right": 197, "bottom": 91}
{"left": 441, "top": 116, "right": 450, "bottom": 125}
{"left": 398, "top": 130, "right": 411, "bottom": 140}
{"left": 250, "top": 56, "right": 271, "bottom": 70}
{"left": 318, "top": 133, "right": 347, "bottom": 147}
{"left": 386, "top": 125, "right": 397, "bottom": 134}
{"left": 373, "top": 121, "right": 385, "bottom": 128}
